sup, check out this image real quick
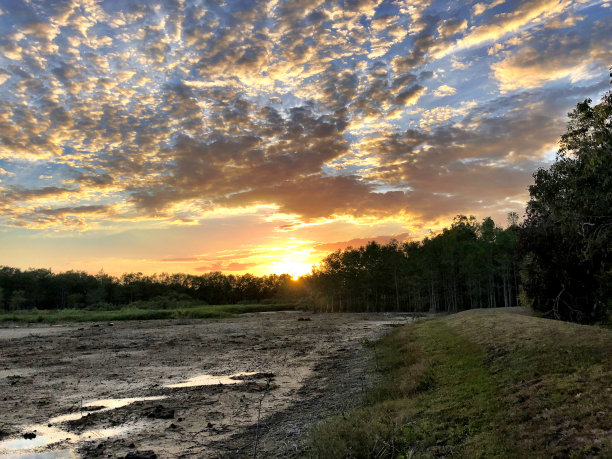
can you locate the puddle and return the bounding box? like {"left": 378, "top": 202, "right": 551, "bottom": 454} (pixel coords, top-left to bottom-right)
{"left": 1, "top": 435, "right": 52, "bottom": 450}
{"left": 48, "top": 396, "right": 166, "bottom": 424}
{"left": 166, "top": 371, "right": 259, "bottom": 388}
{"left": 0, "top": 424, "right": 126, "bottom": 456}
{"left": 0, "top": 396, "right": 166, "bottom": 456}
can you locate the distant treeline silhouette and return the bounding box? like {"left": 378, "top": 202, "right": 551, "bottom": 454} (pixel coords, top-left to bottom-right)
{"left": 306, "top": 215, "right": 520, "bottom": 314}
{"left": 0, "top": 269, "right": 303, "bottom": 311}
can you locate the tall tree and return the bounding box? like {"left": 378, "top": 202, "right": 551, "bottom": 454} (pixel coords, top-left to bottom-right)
{"left": 520, "top": 86, "right": 611, "bottom": 322}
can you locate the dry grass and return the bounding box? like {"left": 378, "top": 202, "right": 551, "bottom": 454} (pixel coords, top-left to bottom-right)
{"left": 306, "top": 308, "right": 611, "bottom": 457}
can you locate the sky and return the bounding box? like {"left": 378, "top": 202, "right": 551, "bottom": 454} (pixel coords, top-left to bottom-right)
{"left": 0, "top": 0, "right": 610, "bottom": 278}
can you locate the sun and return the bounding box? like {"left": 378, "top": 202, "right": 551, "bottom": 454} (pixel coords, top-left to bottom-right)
{"left": 268, "top": 260, "right": 313, "bottom": 280}
{"left": 260, "top": 243, "right": 319, "bottom": 279}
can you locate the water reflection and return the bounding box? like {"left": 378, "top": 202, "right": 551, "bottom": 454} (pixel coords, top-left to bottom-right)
{"left": 48, "top": 396, "right": 166, "bottom": 423}
{"left": 166, "top": 371, "right": 259, "bottom": 388}
{"left": 1, "top": 373, "right": 263, "bottom": 456}
{"left": 0, "top": 396, "right": 165, "bottom": 456}
{"left": 0, "top": 424, "right": 126, "bottom": 456}
{"left": 1, "top": 435, "right": 53, "bottom": 450}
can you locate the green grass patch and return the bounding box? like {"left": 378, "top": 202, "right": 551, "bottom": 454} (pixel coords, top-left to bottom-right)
{"left": 307, "top": 309, "right": 612, "bottom": 458}
{"left": 0, "top": 302, "right": 299, "bottom": 324}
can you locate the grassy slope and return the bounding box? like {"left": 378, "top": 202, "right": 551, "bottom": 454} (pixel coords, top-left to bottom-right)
{"left": 308, "top": 308, "right": 611, "bottom": 458}
{"left": 0, "top": 303, "right": 298, "bottom": 323}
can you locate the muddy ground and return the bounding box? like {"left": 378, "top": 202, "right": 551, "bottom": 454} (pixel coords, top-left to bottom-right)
{"left": 0, "top": 311, "right": 413, "bottom": 458}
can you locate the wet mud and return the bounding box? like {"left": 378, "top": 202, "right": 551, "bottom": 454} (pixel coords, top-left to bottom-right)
{"left": 0, "top": 312, "right": 413, "bottom": 458}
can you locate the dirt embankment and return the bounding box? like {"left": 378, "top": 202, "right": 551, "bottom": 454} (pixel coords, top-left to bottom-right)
{"left": 0, "top": 312, "right": 412, "bottom": 458}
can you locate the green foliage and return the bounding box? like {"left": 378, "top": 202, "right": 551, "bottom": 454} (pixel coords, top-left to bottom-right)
{"left": 128, "top": 292, "right": 198, "bottom": 310}
{"left": 307, "top": 309, "right": 612, "bottom": 457}
{"left": 306, "top": 215, "right": 521, "bottom": 313}
{"left": 0, "top": 302, "right": 299, "bottom": 324}
{"left": 8, "top": 289, "right": 27, "bottom": 311}
{"left": 520, "top": 90, "right": 612, "bottom": 322}
{"left": 0, "top": 266, "right": 303, "bottom": 313}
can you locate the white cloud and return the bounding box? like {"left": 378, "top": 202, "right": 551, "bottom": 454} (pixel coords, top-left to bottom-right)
{"left": 492, "top": 23, "right": 612, "bottom": 90}
{"left": 472, "top": 0, "right": 507, "bottom": 16}
{"left": 433, "top": 84, "right": 457, "bottom": 97}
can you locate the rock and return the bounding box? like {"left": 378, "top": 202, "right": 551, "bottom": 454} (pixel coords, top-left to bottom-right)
{"left": 146, "top": 405, "right": 174, "bottom": 419}
{"left": 125, "top": 451, "right": 156, "bottom": 459}
{"left": 22, "top": 432, "right": 36, "bottom": 439}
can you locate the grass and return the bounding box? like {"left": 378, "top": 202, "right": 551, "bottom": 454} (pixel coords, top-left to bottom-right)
{"left": 0, "top": 302, "right": 299, "bottom": 324}
{"left": 307, "top": 308, "right": 612, "bottom": 458}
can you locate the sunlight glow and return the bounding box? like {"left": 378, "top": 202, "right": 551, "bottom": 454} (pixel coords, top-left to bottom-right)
{"left": 251, "top": 240, "right": 322, "bottom": 278}
{"left": 268, "top": 260, "right": 313, "bottom": 279}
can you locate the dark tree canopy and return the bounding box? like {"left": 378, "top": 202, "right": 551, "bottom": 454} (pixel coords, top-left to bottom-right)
{"left": 306, "top": 215, "right": 521, "bottom": 314}
{"left": 520, "top": 89, "right": 612, "bottom": 322}
{"left": 0, "top": 268, "right": 301, "bottom": 312}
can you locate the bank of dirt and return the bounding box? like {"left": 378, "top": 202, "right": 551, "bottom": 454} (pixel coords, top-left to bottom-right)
{"left": 0, "top": 311, "right": 412, "bottom": 458}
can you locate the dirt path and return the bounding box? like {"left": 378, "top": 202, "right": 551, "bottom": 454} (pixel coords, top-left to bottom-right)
{"left": 0, "top": 312, "right": 413, "bottom": 458}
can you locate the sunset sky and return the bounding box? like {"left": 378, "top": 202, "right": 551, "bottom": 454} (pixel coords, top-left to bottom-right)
{"left": 0, "top": 0, "right": 610, "bottom": 277}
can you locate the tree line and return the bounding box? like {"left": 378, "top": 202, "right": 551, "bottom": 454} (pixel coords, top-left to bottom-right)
{"left": 519, "top": 85, "right": 611, "bottom": 323}
{"left": 0, "top": 269, "right": 303, "bottom": 311}
{"left": 305, "top": 215, "right": 520, "bottom": 314}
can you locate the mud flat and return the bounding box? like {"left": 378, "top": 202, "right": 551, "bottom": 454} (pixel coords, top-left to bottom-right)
{"left": 0, "top": 311, "right": 413, "bottom": 458}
